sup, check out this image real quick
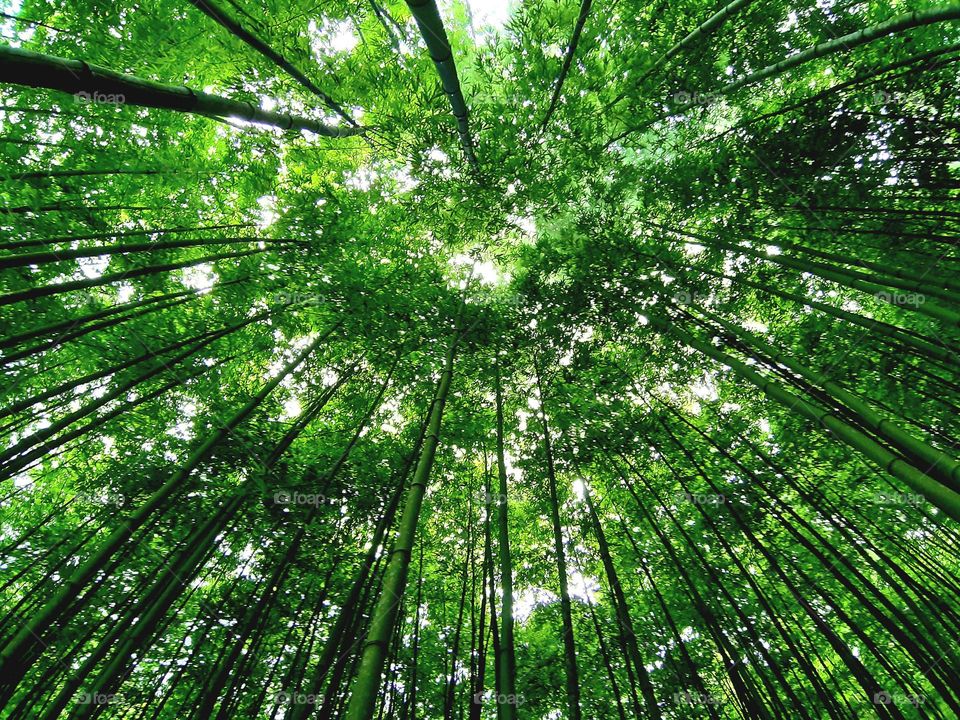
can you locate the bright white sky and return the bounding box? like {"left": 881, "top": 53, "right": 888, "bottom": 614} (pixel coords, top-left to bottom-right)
{"left": 466, "top": 0, "right": 512, "bottom": 30}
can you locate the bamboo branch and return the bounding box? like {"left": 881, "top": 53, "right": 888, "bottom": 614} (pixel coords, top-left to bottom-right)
{"left": 185, "top": 0, "right": 358, "bottom": 126}
{"left": 540, "top": 0, "right": 594, "bottom": 130}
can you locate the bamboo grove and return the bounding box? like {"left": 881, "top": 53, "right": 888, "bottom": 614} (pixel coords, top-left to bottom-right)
{"left": 0, "top": 0, "right": 958, "bottom": 717}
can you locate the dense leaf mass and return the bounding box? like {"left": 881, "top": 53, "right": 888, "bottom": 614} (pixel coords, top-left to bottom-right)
{"left": 0, "top": 0, "right": 959, "bottom": 718}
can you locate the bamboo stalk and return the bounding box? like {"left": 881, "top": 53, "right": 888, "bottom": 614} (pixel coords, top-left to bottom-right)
{"left": 0, "top": 45, "right": 365, "bottom": 137}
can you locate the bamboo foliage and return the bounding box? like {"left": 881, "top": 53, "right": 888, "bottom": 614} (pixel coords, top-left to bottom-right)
{"left": 0, "top": 0, "right": 958, "bottom": 718}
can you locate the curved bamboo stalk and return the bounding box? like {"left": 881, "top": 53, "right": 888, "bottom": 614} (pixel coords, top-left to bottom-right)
{"left": 403, "top": 0, "right": 479, "bottom": 168}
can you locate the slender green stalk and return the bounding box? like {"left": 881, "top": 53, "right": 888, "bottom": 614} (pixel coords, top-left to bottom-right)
{"left": 343, "top": 329, "right": 459, "bottom": 720}
{"left": 493, "top": 358, "right": 518, "bottom": 720}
